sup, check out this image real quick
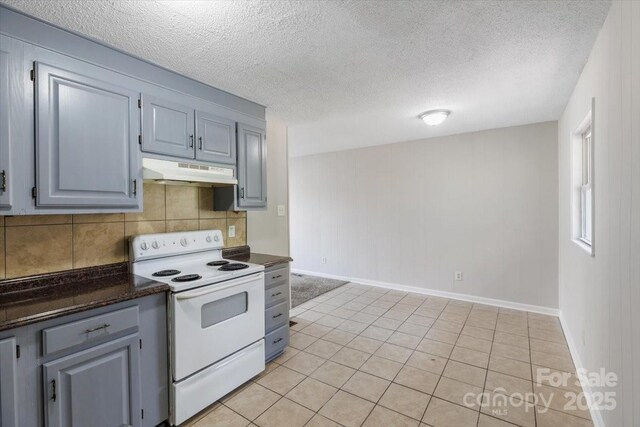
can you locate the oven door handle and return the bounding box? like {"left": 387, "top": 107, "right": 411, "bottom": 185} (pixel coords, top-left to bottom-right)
{"left": 175, "top": 273, "right": 263, "bottom": 300}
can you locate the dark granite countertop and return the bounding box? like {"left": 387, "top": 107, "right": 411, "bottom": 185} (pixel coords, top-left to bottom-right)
{"left": 223, "top": 246, "right": 292, "bottom": 269}
{"left": 0, "top": 263, "right": 168, "bottom": 332}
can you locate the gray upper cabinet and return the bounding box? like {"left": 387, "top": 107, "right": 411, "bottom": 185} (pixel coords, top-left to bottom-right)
{"left": 142, "top": 94, "right": 195, "bottom": 159}
{"left": 34, "top": 60, "right": 141, "bottom": 209}
{"left": 43, "top": 333, "right": 142, "bottom": 427}
{"left": 0, "top": 337, "right": 19, "bottom": 427}
{"left": 195, "top": 111, "right": 236, "bottom": 164}
{"left": 237, "top": 123, "right": 267, "bottom": 209}
{"left": 0, "top": 37, "right": 18, "bottom": 213}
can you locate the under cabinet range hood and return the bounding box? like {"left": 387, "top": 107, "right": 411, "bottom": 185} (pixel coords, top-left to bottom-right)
{"left": 142, "top": 158, "right": 237, "bottom": 187}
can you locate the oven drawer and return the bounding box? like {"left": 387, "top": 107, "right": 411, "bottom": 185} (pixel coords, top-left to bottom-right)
{"left": 172, "top": 272, "right": 265, "bottom": 382}
{"left": 265, "top": 325, "right": 289, "bottom": 360}
{"left": 265, "top": 265, "right": 289, "bottom": 289}
{"left": 42, "top": 306, "right": 139, "bottom": 356}
{"left": 265, "top": 301, "right": 289, "bottom": 332}
{"left": 265, "top": 283, "right": 288, "bottom": 308}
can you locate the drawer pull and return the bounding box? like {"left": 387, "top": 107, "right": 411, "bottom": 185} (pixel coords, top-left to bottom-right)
{"left": 273, "top": 338, "right": 283, "bottom": 344}
{"left": 271, "top": 275, "right": 283, "bottom": 280}
{"left": 272, "top": 313, "right": 283, "bottom": 319}
{"left": 271, "top": 292, "right": 282, "bottom": 297}
{"left": 85, "top": 324, "right": 110, "bottom": 334}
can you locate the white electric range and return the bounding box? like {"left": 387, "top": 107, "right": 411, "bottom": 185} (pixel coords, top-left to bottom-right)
{"left": 130, "top": 230, "right": 266, "bottom": 426}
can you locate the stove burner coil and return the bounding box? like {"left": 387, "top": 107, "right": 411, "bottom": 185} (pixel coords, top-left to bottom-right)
{"left": 218, "top": 263, "right": 250, "bottom": 271}
{"left": 171, "top": 274, "right": 202, "bottom": 282}
{"left": 152, "top": 269, "right": 181, "bottom": 277}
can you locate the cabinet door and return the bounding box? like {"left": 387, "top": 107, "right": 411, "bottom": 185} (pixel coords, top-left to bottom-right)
{"left": 43, "top": 334, "right": 141, "bottom": 427}
{"left": 35, "top": 61, "right": 141, "bottom": 208}
{"left": 237, "top": 123, "right": 267, "bottom": 209}
{"left": 142, "top": 94, "right": 195, "bottom": 159}
{"left": 195, "top": 111, "right": 236, "bottom": 164}
{"left": 0, "top": 337, "right": 19, "bottom": 427}
{"left": 0, "top": 37, "right": 18, "bottom": 212}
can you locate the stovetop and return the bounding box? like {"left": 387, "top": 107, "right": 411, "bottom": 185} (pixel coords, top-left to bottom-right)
{"left": 130, "top": 230, "right": 264, "bottom": 292}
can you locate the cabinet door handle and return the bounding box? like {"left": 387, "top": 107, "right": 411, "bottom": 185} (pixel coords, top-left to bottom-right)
{"left": 273, "top": 338, "right": 283, "bottom": 344}
{"left": 240, "top": 187, "right": 245, "bottom": 199}
{"left": 85, "top": 324, "right": 110, "bottom": 334}
{"left": 272, "top": 313, "right": 283, "bottom": 319}
{"left": 189, "top": 134, "right": 194, "bottom": 148}
{"left": 1, "top": 170, "right": 6, "bottom": 192}
{"left": 132, "top": 179, "right": 137, "bottom": 196}
{"left": 51, "top": 379, "right": 57, "bottom": 402}
{"left": 198, "top": 136, "right": 203, "bottom": 150}
{"left": 271, "top": 292, "right": 282, "bottom": 297}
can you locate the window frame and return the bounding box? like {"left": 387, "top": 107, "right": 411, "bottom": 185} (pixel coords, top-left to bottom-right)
{"left": 571, "top": 99, "right": 595, "bottom": 256}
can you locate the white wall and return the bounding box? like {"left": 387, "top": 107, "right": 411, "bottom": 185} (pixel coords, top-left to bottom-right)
{"left": 558, "top": 2, "right": 639, "bottom": 426}
{"left": 247, "top": 112, "right": 290, "bottom": 256}
{"left": 290, "top": 121, "right": 559, "bottom": 309}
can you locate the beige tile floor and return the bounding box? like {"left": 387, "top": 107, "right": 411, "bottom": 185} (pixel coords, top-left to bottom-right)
{"left": 184, "top": 283, "right": 593, "bottom": 427}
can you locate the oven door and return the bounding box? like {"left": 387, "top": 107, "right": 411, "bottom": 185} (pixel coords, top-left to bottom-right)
{"left": 171, "top": 272, "right": 265, "bottom": 382}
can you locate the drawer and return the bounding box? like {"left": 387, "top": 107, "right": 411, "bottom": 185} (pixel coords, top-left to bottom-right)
{"left": 265, "top": 283, "right": 288, "bottom": 308}
{"left": 265, "top": 266, "right": 289, "bottom": 289}
{"left": 42, "top": 306, "right": 139, "bottom": 355}
{"left": 265, "top": 301, "right": 288, "bottom": 332}
{"left": 265, "top": 325, "right": 289, "bottom": 360}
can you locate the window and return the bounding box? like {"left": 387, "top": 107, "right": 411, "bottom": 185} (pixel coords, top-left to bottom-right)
{"left": 579, "top": 126, "right": 592, "bottom": 245}
{"left": 571, "top": 101, "right": 594, "bottom": 255}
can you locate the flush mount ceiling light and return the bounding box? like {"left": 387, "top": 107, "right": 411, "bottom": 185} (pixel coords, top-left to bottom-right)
{"left": 419, "top": 109, "right": 451, "bottom": 126}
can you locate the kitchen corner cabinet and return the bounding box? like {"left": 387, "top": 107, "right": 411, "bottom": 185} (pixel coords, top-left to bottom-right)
{"left": 237, "top": 123, "right": 267, "bottom": 209}
{"left": 34, "top": 59, "right": 142, "bottom": 209}
{"left": 43, "top": 334, "right": 141, "bottom": 427}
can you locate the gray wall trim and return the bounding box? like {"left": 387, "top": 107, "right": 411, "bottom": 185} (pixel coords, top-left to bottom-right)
{"left": 0, "top": 4, "right": 265, "bottom": 120}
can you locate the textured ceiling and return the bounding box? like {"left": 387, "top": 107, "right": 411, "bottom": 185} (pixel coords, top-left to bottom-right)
{"left": 2, "top": 0, "right": 610, "bottom": 156}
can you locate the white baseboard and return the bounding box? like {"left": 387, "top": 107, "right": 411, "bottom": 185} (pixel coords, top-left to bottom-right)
{"left": 291, "top": 268, "right": 559, "bottom": 316}
{"left": 558, "top": 312, "right": 606, "bottom": 427}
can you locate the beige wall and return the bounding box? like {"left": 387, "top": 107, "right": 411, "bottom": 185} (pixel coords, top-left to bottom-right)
{"left": 247, "top": 112, "right": 290, "bottom": 256}
{"left": 0, "top": 184, "right": 246, "bottom": 279}
{"left": 558, "top": 2, "right": 639, "bottom": 426}
{"left": 290, "top": 121, "right": 559, "bottom": 309}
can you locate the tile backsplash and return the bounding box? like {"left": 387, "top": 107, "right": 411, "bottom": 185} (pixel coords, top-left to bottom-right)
{"left": 0, "top": 183, "right": 246, "bottom": 280}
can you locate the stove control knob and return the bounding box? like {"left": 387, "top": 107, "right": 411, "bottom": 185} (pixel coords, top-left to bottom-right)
{"left": 213, "top": 235, "right": 220, "bottom": 242}
{"left": 140, "top": 241, "right": 149, "bottom": 251}
{"left": 180, "top": 238, "right": 189, "bottom": 247}
{"left": 205, "top": 235, "right": 212, "bottom": 243}
{"left": 152, "top": 241, "right": 160, "bottom": 249}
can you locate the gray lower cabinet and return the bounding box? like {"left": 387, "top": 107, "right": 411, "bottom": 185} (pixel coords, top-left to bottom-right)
{"left": 195, "top": 110, "right": 236, "bottom": 165}
{"left": 34, "top": 58, "right": 142, "bottom": 209}
{"left": 237, "top": 123, "right": 267, "bottom": 209}
{"left": 0, "top": 337, "right": 19, "bottom": 427}
{"left": 142, "top": 94, "right": 195, "bottom": 159}
{"left": 0, "top": 293, "right": 167, "bottom": 427}
{"left": 264, "top": 263, "right": 290, "bottom": 361}
{"left": 43, "top": 334, "right": 141, "bottom": 427}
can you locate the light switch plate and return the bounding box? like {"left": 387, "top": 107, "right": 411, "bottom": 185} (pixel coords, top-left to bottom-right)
{"left": 228, "top": 225, "right": 236, "bottom": 238}
{"left": 277, "top": 205, "right": 286, "bottom": 217}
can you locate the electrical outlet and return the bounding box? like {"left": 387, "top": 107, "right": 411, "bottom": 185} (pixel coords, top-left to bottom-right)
{"left": 322, "top": 257, "right": 327, "bottom": 264}
{"left": 277, "top": 205, "right": 286, "bottom": 216}
{"left": 455, "top": 271, "right": 463, "bottom": 281}
{"left": 228, "top": 225, "right": 236, "bottom": 238}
